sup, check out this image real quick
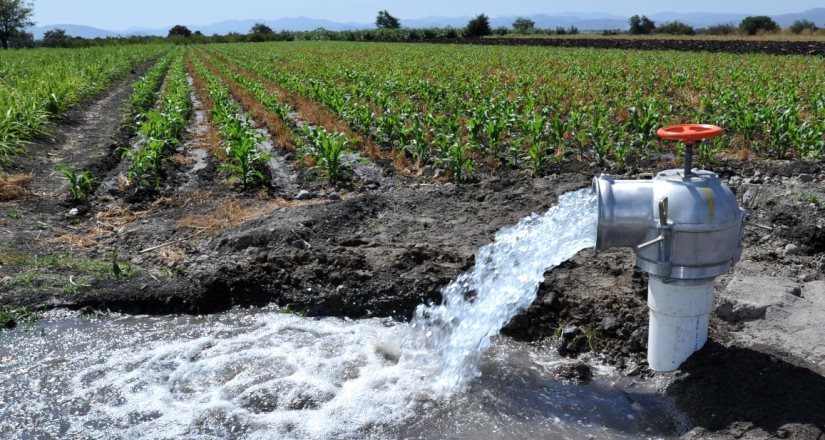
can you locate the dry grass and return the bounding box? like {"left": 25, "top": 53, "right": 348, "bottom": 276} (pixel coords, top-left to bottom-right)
{"left": 170, "top": 153, "right": 194, "bottom": 167}
{"left": 47, "top": 233, "right": 97, "bottom": 248}
{"left": 0, "top": 174, "right": 33, "bottom": 202}
{"left": 158, "top": 246, "right": 186, "bottom": 265}
{"left": 178, "top": 198, "right": 326, "bottom": 233}
{"left": 95, "top": 206, "right": 153, "bottom": 232}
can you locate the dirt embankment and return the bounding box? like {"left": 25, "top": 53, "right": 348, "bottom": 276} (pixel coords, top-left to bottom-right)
{"left": 2, "top": 58, "right": 825, "bottom": 439}
{"left": 430, "top": 37, "right": 825, "bottom": 56}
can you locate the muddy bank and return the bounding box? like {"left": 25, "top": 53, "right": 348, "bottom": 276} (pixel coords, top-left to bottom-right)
{"left": 429, "top": 37, "right": 825, "bottom": 57}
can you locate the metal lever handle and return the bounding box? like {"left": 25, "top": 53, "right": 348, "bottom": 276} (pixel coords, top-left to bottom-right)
{"left": 637, "top": 235, "right": 665, "bottom": 250}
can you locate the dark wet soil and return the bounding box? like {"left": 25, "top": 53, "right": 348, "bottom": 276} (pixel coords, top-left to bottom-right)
{"left": 1, "top": 58, "right": 825, "bottom": 440}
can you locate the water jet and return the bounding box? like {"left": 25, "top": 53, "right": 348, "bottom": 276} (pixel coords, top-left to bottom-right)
{"left": 593, "top": 124, "right": 748, "bottom": 371}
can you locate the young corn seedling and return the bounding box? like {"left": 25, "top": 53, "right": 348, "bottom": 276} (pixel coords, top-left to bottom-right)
{"left": 121, "top": 148, "right": 156, "bottom": 190}
{"left": 299, "top": 126, "right": 349, "bottom": 184}
{"left": 436, "top": 141, "right": 474, "bottom": 182}
{"left": 55, "top": 165, "right": 97, "bottom": 202}
{"left": 222, "top": 129, "right": 270, "bottom": 189}
{"left": 526, "top": 141, "right": 549, "bottom": 173}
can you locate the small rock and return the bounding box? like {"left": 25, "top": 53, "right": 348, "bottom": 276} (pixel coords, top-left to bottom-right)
{"left": 783, "top": 243, "right": 799, "bottom": 256}
{"left": 0, "top": 276, "right": 11, "bottom": 284}
{"left": 354, "top": 270, "right": 374, "bottom": 280}
{"left": 68, "top": 208, "right": 79, "bottom": 217}
{"left": 561, "top": 326, "right": 580, "bottom": 341}
{"left": 295, "top": 190, "right": 313, "bottom": 200}
{"left": 797, "top": 173, "right": 815, "bottom": 183}
{"left": 554, "top": 362, "right": 592, "bottom": 381}
{"left": 600, "top": 315, "right": 620, "bottom": 332}
{"left": 328, "top": 192, "right": 342, "bottom": 201}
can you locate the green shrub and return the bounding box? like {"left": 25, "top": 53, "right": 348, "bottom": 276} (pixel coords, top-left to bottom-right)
{"left": 789, "top": 19, "right": 818, "bottom": 34}
{"left": 629, "top": 15, "right": 656, "bottom": 35}
{"left": 465, "top": 14, "right": 491, "bottom": 38}
{"left": 656, "top": 21, "right": 696, "bottom": 35}
{"left": 740, "top": 16, "right": 779, "bottom": 35}
{"left": 703, "top": 23, "right": 736, "bottom": 35}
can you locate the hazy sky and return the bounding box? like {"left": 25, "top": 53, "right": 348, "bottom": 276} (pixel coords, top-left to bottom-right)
{"left": 32, "top": 0, "right": 823, "bottom": 29}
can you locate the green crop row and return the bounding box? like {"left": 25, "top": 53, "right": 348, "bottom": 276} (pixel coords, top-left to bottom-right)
{"left": 209, "top": 41, "right": 825, "bottom": 178}
{"left": 0, "top": 45, "right": 170, "bottom": 162}
{"left": 122, "top": 50, "right": 192, "bottom": 190}
{"left": 190, "top": 54, "right": 271, "bottom": 189}
{"left": 129, "top": 52, "right": 175, "bottom": 116}
{"left": 198, "top": 51, "right": 351, "bottom": 184}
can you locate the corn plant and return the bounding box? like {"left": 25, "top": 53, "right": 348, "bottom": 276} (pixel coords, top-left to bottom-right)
{"left": 437, "top": 142, "right": 474, "bottom": 182}
{"left": 206, "top": 41, "right": 825, "bottom": 171}
{"left": 55, "top": 165, "right": 97, "bottom": 202}
{"left": 299, "top": 125, "right": 348, "bottom": 183}
{"left": 120, "top": 51, "right": 191, "bottom": 192}
{"left": 0, "top": 45, "right": 169, "bottom": 156}
{"left": 222, "top": 129, "right": 271, "bottom": 188}
{"left": 130, "top": 54, "right": 174, "bottom": 115}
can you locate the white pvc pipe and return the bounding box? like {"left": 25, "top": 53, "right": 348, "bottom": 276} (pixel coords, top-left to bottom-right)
{"left": 647, "top": 277, "right": 715, "bottom": 372}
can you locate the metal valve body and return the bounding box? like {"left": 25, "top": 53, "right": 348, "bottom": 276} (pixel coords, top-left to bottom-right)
{"left": 593, "top": 168, "right": 748, "bottom": 371}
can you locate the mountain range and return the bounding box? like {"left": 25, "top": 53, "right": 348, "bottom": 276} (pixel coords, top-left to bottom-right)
{"left": 29, "top": 8, "right": 825, "bottom": 40}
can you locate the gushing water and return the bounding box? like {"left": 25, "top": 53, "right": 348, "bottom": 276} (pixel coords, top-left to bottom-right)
{"left": 403, "top": 188, "right": 598, "bottom": 392}
{"left": 0, "top": 189, "right": 678, "bottom": 440}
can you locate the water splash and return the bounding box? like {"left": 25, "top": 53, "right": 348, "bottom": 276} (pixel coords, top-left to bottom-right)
{"left": 0, "top": 188, "right": 607, "bottom": 439}
{"left": 403, "top": 188, "right": 597, "bottom": 392}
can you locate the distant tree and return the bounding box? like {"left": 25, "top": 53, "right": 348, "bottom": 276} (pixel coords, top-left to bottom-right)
{"left": 465, "top": 14, "right": 491, "bottom": 38}
{"left": 0, "top": 0, "right": 34, "bottom": 49}
{"left": 41, "top": 28, "right": 70, "bottom": 47}
{"left": 250, "top": 22, "right": 273, "bottom": 34}
{"left": 703, "top": 23, "right": 736, "bottom": 35}
{"left": 656, "top": 20, "right": 695, "bottom": 35}
{"left": 789, "top": 19, "right": 818, "bottom": 34}
{"left": 492, "top": 26, "right": 509, "bottom": 36}
{"left": 8, "top": 28, "right": 31, "bottom": 48}
{"left": 512, "top": 17, "right": 535, "bottom": 33}
{"left": 375, "top": 10, "right": 400, "bottom": 29}
{"left": 167, "top": 25, "right": 192, "bottom": 38}
{"left": 739, "top": 16, "right": 778, "bottom": 35}
{"left": 629, "top": 15, "right": 656, "bottom": 35}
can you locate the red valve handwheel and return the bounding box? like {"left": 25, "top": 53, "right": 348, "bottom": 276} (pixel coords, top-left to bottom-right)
{"left": 657, "top": 124, "right": 723, "bottom": 143}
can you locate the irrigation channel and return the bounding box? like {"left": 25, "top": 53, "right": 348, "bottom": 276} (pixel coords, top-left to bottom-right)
{"left": 0, "top": 190, "right": 685, "bottom": 439}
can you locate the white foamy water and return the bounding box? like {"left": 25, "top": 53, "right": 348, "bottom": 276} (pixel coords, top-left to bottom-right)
{"left": 0, "top": 189, "right": 679, "bottom": 439}
{"left": 403, "top": 188, "right": 598, "bottom": 392}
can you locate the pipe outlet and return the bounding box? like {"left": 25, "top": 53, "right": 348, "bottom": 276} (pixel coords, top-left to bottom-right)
{"left": 593, "top": 168, "right": 748, "bottom": 371}
{"left": 593, "top": 169, "right": 747, "bottom": 281}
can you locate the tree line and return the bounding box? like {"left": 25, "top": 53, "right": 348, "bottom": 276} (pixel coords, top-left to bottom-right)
{"left": 1, "top": 0, "right": 823, "bottom": 50}
{"left": 627, "top": 14, "right": 819, "bottom": 36}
